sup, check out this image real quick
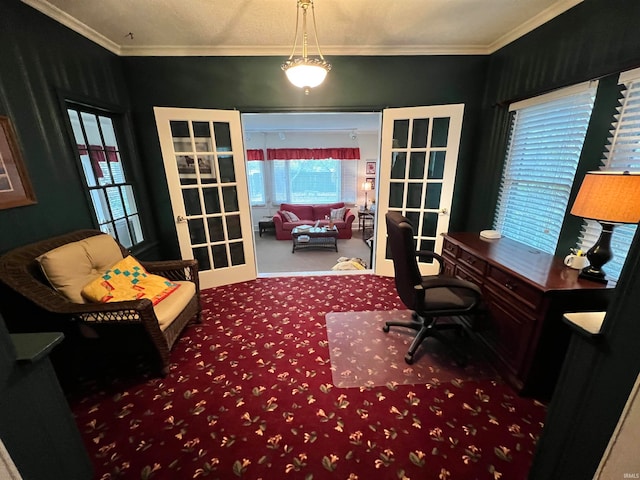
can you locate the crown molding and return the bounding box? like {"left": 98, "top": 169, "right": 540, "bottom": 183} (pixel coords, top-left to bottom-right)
{"left": 21, "top": 0, "right": 121, "bottom": 55}
{"left": 488, "top": 0, "right": 583, "bottom": 53}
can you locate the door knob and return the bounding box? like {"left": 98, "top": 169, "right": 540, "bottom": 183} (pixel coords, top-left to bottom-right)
{"left": 439, "top": 208, "right": 449, "bottom": 215}
{"left": 176, "top": 215, "right": 187, "bottom": 223}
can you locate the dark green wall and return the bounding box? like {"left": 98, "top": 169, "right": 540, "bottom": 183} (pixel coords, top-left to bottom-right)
{"left": 122, "top": 55, "right": 488, "bottom": 258}
{"left": 0, "top": 0, "right": 158, "bottom": 256}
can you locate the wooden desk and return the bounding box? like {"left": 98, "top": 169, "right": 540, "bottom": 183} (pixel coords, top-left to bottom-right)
{"left": 442, "top": 232, "right": 614, "bottom": 399}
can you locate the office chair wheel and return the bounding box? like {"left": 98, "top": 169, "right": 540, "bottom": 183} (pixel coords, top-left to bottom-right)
{"left": 382, "top": 324, "right": 390, "bottom": 333}
{"left": 404, "top": 353, "right": 414, "bottom": 365}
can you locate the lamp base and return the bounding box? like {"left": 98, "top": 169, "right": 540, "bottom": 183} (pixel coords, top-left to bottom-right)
{"left": 578, "top": 267, "right": 608, "bottom": 284}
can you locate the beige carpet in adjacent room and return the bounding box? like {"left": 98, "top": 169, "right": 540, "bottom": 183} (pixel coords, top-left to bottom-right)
{"left": 254, "top": 232, "right": 372, "bottom": 274}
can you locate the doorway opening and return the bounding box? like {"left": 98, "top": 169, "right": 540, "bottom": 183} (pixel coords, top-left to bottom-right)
{"left": 241, "top": 112, "right": 381, "bottom": 276}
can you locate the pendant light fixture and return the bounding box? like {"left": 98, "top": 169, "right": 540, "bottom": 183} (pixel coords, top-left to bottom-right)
{"left": 281, "top": 0, "right": 331, "bottom": 94}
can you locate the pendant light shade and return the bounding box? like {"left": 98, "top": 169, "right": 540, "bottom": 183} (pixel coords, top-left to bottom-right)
{"left": 282, "top": 0, "right": 331, "bottom": 94}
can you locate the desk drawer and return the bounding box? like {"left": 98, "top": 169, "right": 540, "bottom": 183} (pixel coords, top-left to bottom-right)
{"left": 442, "top": 239, "right": 458, "bottom": 259}
{"left": 455, "top": 264, "right": 483, "bottom": 287}
{"left": 486, "top": 265, "right": 542, "bottom": 310}
{"left": 458, "top": 248, "right": 487, "bottom": 276}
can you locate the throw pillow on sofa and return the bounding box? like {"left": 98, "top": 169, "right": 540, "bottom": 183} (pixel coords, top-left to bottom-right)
{"left": 330, "top": 207, "right": 347, "bottom": 221}
{"left": 280, "top": 210, "right": 300, "bottom": 222}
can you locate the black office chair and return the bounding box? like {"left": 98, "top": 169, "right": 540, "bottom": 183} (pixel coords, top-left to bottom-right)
{"left": 383, "top": 211, "right": 482, "bottom": 365}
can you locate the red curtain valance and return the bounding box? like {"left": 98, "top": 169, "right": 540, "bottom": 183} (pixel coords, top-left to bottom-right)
{"left": 266, "top": 148, "right": 360, "bottom": 161}
{"left": 77, "top": 144, "right": 119, "bottom": 177}
{"left": 246, "top": 149, "right": 265, "bottom": 161}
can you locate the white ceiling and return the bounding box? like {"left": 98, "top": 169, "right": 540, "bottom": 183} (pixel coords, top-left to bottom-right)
{"left": 23, "top": 0, "right": 582, "bottom": 57}
{"left": 22, "top": 0, "right": 581, "bottom": 132}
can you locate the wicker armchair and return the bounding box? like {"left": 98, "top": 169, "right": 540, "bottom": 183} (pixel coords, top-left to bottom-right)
{"left": 0, "top": 230, "right": 201, "bottom": 376}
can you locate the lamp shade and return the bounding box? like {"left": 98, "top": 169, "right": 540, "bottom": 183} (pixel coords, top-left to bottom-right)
{"left": 362, "top": 181, "right": 372, "bottom": 191}
{"left": 571, "top": 172, "right": 640, "bottom": 224}
{"left": 284, "top": 61, "right": 329, "bottom": 89}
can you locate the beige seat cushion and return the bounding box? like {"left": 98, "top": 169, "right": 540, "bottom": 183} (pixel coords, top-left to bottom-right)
{"left": 154, "top": 280, "right": 196, "bottom": 331}
{"left": 36, "top": 235, "right": 123, "bottom": 303}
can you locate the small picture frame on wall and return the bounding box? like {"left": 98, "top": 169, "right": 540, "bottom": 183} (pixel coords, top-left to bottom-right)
{"left": 0, "top": 116, "right": 36, "bottom": 210}
{"left": 366, "top": 177, "right": 376, "bottom": 190}
{"left": 365, "top": 161, "right": 376, "bottom": 175}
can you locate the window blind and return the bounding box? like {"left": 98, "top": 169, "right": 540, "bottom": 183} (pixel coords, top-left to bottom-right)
{"left": 577, "top": 68, "right": 640, "bottom": 282}
{"left": 494, "top": 81, "right": 598, "bottom": 254}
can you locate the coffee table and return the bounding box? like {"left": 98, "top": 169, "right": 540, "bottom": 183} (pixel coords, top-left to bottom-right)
{"left": 291, "top": 226, "right": 339, "bottom": 253}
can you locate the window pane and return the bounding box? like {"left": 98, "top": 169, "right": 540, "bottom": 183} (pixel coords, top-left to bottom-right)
{"left": 106, "top": 186, "right": 125, "bottom": 219}
{"left": 389, "top": 183, "right": 404, "bottom": 208}
{"left": 122, "top": 185, "right": 138, "bottom": 215}
{"left": 90, "top": 189, "right": 111, "bottom": 223}
{"left": 226, "top": 215, "right": 242, "bottom": 240}
{"left": 222, "top": 186, "right": 239, "bottom": 212}
{"left": 247, "top": 161, "right": 265, "bottom": 205}
{"left": 171, "top": 121, "right": 191, "bottom": 152}
{"left": 114, "top": 218, "right": 132, "bottom": 248}
{"left": 198, "top": 155, "right": 216, "bottom": 184}
{"left": 427, "top": 151, "right": 445, "bottom": 179}
{"left": 98, "top": 116, "right": 117, "bottom": 147}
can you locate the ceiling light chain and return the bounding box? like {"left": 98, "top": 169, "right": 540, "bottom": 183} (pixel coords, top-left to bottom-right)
{"left": 281, "top": 0, "right": 331, "bottom": 95}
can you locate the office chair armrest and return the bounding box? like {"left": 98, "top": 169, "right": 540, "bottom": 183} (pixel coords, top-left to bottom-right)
{"left": 415, "top": 250, "right": 445, "bottom": 274}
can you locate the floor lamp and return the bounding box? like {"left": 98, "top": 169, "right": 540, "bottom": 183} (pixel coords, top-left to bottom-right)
{"left": 570, "top": 171, "right": 640, "bottom": 283}
{"left": 362, "top": 181, "right": 372, "bottom": 210}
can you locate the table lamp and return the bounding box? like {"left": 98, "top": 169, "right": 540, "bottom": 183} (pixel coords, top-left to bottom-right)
{"left": 362, "top": 181, "right": 372, "bottom": 210}
{"left": 570, "top": 171, "right": 640, "bottom": 283}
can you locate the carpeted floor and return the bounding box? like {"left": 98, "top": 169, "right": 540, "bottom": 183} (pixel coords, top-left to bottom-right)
{"left": 255, "top": 231, "right": 372, "bottom": 274}
{"left": 326, "top": 310, "right": 497, "bottom": 389}
{"left": 66, "top": 275, "right": 547, "bottom": 480}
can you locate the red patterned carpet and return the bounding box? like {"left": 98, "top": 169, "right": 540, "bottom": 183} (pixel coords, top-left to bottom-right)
{"left": 66, "top": 275, "right": 546, "bottom": 480}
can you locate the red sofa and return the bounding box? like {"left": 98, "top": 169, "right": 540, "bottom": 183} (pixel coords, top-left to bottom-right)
{"left": 273, "top": 202, "right": 355, "bottom": 240}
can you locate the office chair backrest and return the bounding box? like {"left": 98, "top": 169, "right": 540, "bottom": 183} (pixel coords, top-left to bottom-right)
{"left": 385, "top": 211, "right": 424, "bottom": 310}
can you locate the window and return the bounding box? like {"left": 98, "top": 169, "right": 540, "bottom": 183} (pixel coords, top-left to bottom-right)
{"left": 246, "top": 149, "right": 266, "bottom": 206}
{"left": 248, "top": 148, "right": 359, "bottom": 205}
{"left": 494, "top": 81, "right": 598, "bottom": 254}
{"left": 576, "top": 68, "right": 640, "bottom": 281}
{"left": 67, "top": 104, "right": 144, "bottom": 249}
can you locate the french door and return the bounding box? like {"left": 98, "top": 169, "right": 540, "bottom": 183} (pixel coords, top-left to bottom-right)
{"left": 374, "top": 105, "right": 465, "bottom": 277}
{"left": 154, "top": 107, "right": 256, "bottom": 289}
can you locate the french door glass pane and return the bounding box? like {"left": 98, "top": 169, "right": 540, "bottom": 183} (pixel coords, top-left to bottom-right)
{"left": 389, "top": 184, "right": 404, "bottom": 208}
{"left": 188, "top": 218, "right": 206, "bottom": 244}
{"left": 411, "top": 118, "right": 429, "bottom": 148}
{"left": 390, "top": 152, "right": 406, "bottom": 179}
{"left": 421, "top": 212, "right": 438, "bottom": 237}
{"left": 207, "top": 217, "right": 225, "bottom": 242}
{"left": 408, "top": 152, "right": 426, "bottom": 179}
{"left": 407, "top": 184, "right": 422, "bottom": 209}
{"left": 431, "top": 118, "right": 450, "bottom": 147}
{"left": 222, "top": 187, "right": 239, "bottom": 212}
{"left": 183, "top": 189, "right": 202, "bottom": 215}
{"left": 230, "top": 242, "right": 245, "bottom": 266}
{"left": 392, "top": 119, "right": 409, "bottom": 148}
{"left": 424, "top": 183, "right": 442, "bottom": 209}
{"left": 193, "top": 247, "right": 210, "bottom": 271}
{"left": 198, "top": 155, "right": 216, "bottom": 184}
{"left": 428, "top": 151, "right": 446, "bottom": 179}
{"left": 219, "top": 155, "right": 236, "bottom": 182}
{"left": 214, "top": 122, "right": 232, "bottom": 151}
{"left": 203, "top": 187, "right": 221, "bottom": 214}
{"left": 226, "top": 215, "right": 242, "bottom": 240}
{"left": 212, "top": 245, "right": 229, "bottom": 268}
